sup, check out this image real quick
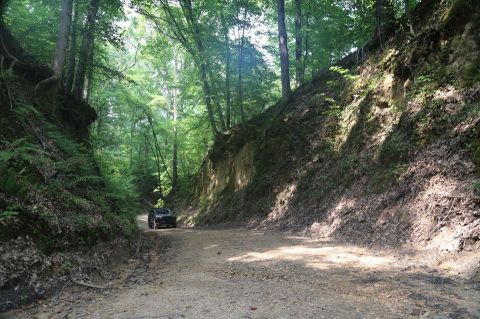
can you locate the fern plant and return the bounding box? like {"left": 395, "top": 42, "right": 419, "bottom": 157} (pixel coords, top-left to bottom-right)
{"left": 12, "top": 102, "right": 42, "bottom": 125}
{"left": 0, "top": 137, "right": 43, "bottom": 195}
{"left": 0, "top": 204, "right": 21, "bottom": 227}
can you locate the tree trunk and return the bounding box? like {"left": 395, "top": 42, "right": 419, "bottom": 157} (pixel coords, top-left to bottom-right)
{"left": 404, "top": 0, "right": 410, "bottom": 16}
{"left": 145, "top": 135, "right": 164, "bottom": 200}
{"left": 220, "top": 10, "right": 232, "bottom": 129}
{"left": 276, "top": 0, "right": 291, "bottom": 99}
{"left": 375, "top": 0, "right": 395, "bottom": 50}
{"left": 209, "top": 68, "right": 226, "bottom": 131}
{"left": 171, "top": 49, "right": 180, "bottom": 192}
{"left": 304, "top": 4, "right": 310, "bottom": 80}
{"left": 130, "top": 119, "right": 135, "bottom": 170}
{"left": 73, "top": 0, "right": 99, "bottom": 100}
{"left": 144, "top": 110, "right": 173, "bottom": 200}
{"left": 237, "top": 7, "right": 247, "bottom": 125}
{"left": 66, "top": 2, "right": 79, "bottom": 93}
{"left": 200, "top": 64, "right": 219, "bottom": 136}
{"left": 179, "top": 151, "right": 188, "bottom": 178}
{"left": 35, "top": 0, "right": 74, "bottom": 91}
{"left": 294, "top": 0, "right": 303, "bottom": 86}
{"left": 404, "top": 0, "right": 415, "bottom": 34}
{"left": 144, "top": 134, "right": 148, "bottom": 177}
{"left": 225, "top": 49, "right": 232, "bottom": 129}
{"left": 172, "top": 126, "right": 178, "bottom": 192}
{"left": 84, "top": 37, "right": 95, "bottom": 102}
{"left": 181, "top": 0, "right": 218, "bottom": 136}
{"left": 53, "top": 0, "right": 74, "bottom": 79}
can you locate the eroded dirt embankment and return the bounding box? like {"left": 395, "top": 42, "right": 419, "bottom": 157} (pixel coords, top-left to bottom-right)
{"left": 180, "top": 0, "right": 480, "bottom": 266}
{"left": 5, "top": 216, "right": 480, "bottom": 319}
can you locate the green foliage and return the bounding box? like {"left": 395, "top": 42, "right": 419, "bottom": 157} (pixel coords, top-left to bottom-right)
{"left": 12, "top": 103, "right": 42, "bottom": 123}
{"left": 0, "top": 209, "right": 19, "bottom": 222}
{"left": 474, "top": 182, "right": 480, "bottom": 192}
{"left": 2, "top": 0, "right": 435, "bottom": 237}
{"left": 462, "top": 56, "right": 480, "bottom": 86}
{"left": 0, "top": 137, "right": 43, "bottom": 195}
{"left": 69, "top": 175, "right": 104, "bottom": 187}
{"left": 329, "top": 66, "right": 359, "bottom": 81}
{"left": 0, "top": 98, "right": 139, "bottom": 247}
{"left": 379, "top": 131, "right": 410, "bottom": 165}
{"left": 74, "top": 213, "right": 91, "bottom": 232}
{"left": 4, "top": 0, "right": 59, "bottom": 64}
{"left": 60, "top": 259, "right": 73, "bottom": 273}
{"left": 370, "top": 163, "right": 409, "bottom": 193}
{"left": 3, "top": 0, "right": 412, "bottom": 205}
{"left": 323, "top": 97, "right": 343, "bottom": 118}
{"left": 97, "top": 155, "right": 140, "bottom": 229}
{"left": 0, "top": 167, "right": 25, "bottom": 194}
{"left": 410, "top": 61, "right": 455, "bottom": 99}
{"left": 468, "top": 134, "right": 480, "bottom": 172}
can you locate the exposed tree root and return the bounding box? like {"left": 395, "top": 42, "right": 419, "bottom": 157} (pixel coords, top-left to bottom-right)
{"left": 34, "top": 75, "right": 60, "bottom": 93}
{"left": 70, "top": 278, "right": 114, "bottom": 290}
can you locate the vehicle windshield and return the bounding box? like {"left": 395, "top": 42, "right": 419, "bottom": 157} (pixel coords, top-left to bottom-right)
{"left": 154, "top": 209, "right": 171, "bottom": 215}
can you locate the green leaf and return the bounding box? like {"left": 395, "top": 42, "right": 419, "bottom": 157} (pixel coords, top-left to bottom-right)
{"left": 0, "top": 210, "right": 19, "bottom": 220}
{"left": 0, "top": 151, "right": 14, "bottom": 163}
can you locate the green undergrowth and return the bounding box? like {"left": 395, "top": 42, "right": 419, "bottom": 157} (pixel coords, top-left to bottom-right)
{"left": 0, "top": 97, "right": 138, "bottom": 250}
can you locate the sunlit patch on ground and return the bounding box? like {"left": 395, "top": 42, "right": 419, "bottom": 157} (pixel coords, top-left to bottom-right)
{"left": 308, "top": 196, "right": 357, "bottom": 236}
{"left": 203, "top": 244, "right": 219, "bottom": 250}
{"left": 228, "top": 240, "right": 403, "bottom": 272}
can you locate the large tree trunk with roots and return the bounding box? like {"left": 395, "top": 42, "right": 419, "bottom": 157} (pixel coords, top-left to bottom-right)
{"left": 35, "top": 0, "right": 74, "bottom": 93}
{"left": 53, "top": 0, "right": 74, "bottom": 80}
{"left": 0, "top": 22, "right": 52, "bottom": 84}
{"left": 73, "top": 0, "right": 99, "bottom": 100}
{"left": 276, "top": 0, "right": 291, "bottom": 99}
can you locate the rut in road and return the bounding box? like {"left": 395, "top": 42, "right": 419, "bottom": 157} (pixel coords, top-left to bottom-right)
{"left": 7, "top": 221, "right": 480, "bottom": 319}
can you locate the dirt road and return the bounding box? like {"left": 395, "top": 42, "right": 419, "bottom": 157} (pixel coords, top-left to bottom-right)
{"left": 7, "top": 215, "right": 480, "bottom": 318}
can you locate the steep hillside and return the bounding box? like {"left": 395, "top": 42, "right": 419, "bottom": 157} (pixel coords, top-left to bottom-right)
{"left": 0, "top": 23, "right": 138, "bottom": 310}
{"left": 180, "top": 0, "right": 480, "bottom": 259}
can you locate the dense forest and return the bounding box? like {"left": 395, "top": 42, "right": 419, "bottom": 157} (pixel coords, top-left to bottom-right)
{"left": 1, "top": 0, "right": 479, "bottom": 316}
{"left": 1, "top": 0, "right": 411, "bottom": 203}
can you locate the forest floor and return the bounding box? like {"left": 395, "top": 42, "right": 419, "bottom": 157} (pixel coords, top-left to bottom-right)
{"left": 4, "top": 215, "right": 480, "bottom": 319}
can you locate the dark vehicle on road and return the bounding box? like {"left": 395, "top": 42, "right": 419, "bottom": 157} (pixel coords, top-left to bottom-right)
{"left": 148, "top": 208, "right": 177, "bottom": 229}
